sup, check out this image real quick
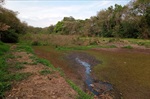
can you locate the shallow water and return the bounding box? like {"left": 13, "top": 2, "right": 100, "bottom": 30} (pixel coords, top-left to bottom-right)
{"left": 75, "top": 57, "right": 113, "bottom": 95}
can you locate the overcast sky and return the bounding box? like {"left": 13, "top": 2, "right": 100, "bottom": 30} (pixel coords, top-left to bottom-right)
{"left": 4, "top": 0, "right": 130, "bottom": 27}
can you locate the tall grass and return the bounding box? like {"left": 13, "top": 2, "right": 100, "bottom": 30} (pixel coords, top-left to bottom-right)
{"left": 21, "top": 34, "right": 150, "bottom": 49}
{"left": 21, "top": 34, "right": 79, "bottom": 46}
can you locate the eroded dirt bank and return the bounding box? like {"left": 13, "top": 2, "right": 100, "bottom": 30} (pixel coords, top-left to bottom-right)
{"left": 5, "top": 45, "right": 77, "bottom": 99}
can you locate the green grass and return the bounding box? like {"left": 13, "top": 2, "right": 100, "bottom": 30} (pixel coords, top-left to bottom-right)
{"left": 0, "top": 42, "right": 9, "bottom": 56}
{"left": 56, "top": 45, "right": 117, "bottom": 51}
{"left": 8, "top": 62, "right": 25, "bottom": 72}
{"left": 126, "top": 38, "right": 150, "bottom": 48}
{"left": 16, "top": 43, "right": 34, "bottom": 53}
{"left": 0, "top": 42, "right": 33, "bottom": 98}
{"left": 11, "top": 73, "right": 32, "bottom": 81}
{"left": 122, "top": 45, "right": 133, "bottom": 49}
{"left": 98, "top": 45, "right": 117, "bottom": 48}
{"left": 0, "top": 42, "right": 11, "bottom": 97}
{"left": 1, "top": 72, "right": 32, "bottom": 82}
{"left": 40, "top": 69, "right": 53, "bottom": 75}
{"left": 0, "top": 82, "right": 11, "bottom": 97}
{"left": 67, "top": 80, "right": 94, "bottom": 99}
{"left": 33, "top": 45, "right": 94, "bottom": 98}
{"left": 15, "top": 64, "right": 25, "bottom": 70}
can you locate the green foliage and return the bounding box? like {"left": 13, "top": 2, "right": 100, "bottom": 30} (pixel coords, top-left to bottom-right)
{"left": 0, "top": 43, "right": 35, "bottom": 97}
{"left": 46, "top": 0, "right": 150, "bottom": 39}
{"left": 35, "top": 58, "right": 54, "bottom": 69}
{"left": 67, "top": 80, "right": 93, "bottom": 99}
{"left": 122, "top": 45, "right": 133, "bottom": 49}
{"left": 31, "top": 41, "right": 42, "bottom": 46}
{"left": 10, "top": 73, "right": 32, "bottom": 81}
{"left": 99, "top": 45, "right": 117, "bottom": 48}
{"left": 127, "top": 38, "right": 150, "bottom": 48}
{"left": 40, "top": 69, "right": 53, "bottom": 75}
{"left": 54, "top": 21, "right": 64, "bottom": 33}
{"left": 47, "top": 25, "right": 55, "bottom": 34}
{"left": 15, "top": 64, "right": 24, "bottom": 70}
{"left": 16, "top": 44, "right": 34, "bottom": 53}
{"left": 0, "top": 6, "right": 27, "bottom": 34}
{"left": 0, "top": 43, "right": 10, "bottom": 97}
{"left": 1, "top": 29, "right": 19, "bottom": 43}
{"left": 0, "top": 42, "right": 9, "bottom": 55}
{"left": 0, "top": 82, "right": 11, "bottom": 97}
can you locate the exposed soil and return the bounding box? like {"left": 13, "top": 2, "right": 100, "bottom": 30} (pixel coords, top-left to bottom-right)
{"left": 33, "top": 46, "right": 85, "bottom": 90}
{"left": 5, "top": 45, "right": 77, "bottom": 99}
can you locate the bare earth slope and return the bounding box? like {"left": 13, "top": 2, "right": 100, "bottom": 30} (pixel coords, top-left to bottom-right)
{"left": 5, "top": 45, "right": 77, "bottom": 99}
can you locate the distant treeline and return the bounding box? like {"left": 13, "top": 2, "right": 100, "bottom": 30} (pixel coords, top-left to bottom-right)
{"left": 45, "top": 0, "right": 150, "bottom": 39}
{"left": 0, "top": 0, "right": 150, "bottom": 43}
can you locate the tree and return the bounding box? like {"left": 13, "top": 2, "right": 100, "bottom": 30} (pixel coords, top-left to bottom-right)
{"left": 54, "top": 21, "right": 64, "bottom": 33}
{"left": 0, "top": 6, "right": 28, "bottom": 42}
{"left": 0, "top": 23, "right": 10, "bottom": 41}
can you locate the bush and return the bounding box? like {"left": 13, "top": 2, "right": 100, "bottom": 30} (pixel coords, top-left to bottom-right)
{"left": 122, "top": 45, "right": 133, "bottom": 49}
{"left": 31, "top": 41, "right": 41, "bottom": 46}
{"left": 1, "top": 29, "right": 19, "bottom": 43}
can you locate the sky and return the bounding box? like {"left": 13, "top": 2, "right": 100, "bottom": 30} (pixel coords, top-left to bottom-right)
{"left": 4, "top": 0, "right": 131, "bottom": 27}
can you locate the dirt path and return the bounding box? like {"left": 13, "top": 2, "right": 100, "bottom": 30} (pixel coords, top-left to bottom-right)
{"left": 5, "top": 45, "right": 77, "bottom": 99}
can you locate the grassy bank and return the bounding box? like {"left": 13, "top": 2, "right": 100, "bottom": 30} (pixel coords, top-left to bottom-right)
{"left": 0, "top": 42, "right": 10, "bottom": 97}
{"left": 0, "top": 42, "right": 93, "bottom": 99}
{"left": 33, "top": 45, "right": 93, "bottom": 99}
{"left": 0, "top": 42, "right": 34, "bottom": 98}
{"left": 20, "top": 34, "right": 150, "bottom": 99}
{"left": 23, "top": 34, "right": 149, "bottom": 51}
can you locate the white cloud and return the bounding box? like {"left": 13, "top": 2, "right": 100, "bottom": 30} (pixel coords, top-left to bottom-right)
{"left": 4, "top": 0, "right": 130, "bottom": 27}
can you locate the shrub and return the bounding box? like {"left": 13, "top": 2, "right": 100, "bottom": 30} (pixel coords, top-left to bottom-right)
{"left": 31, "top": 41, "right": 41, "bottom": 46}
{"left": 1, "top": 29, "right": 19, "bottom": 43}
{"left": 122, "top": 45, "right": 133, "bottom": 49}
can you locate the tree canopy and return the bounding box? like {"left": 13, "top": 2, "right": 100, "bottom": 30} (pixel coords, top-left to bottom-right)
{"left": 1, "top": 0, "right": 150, "bottom": 41}
{"left": 46, "top": 0, "right": 150, "bottom": 39}
{"left": 0, "top": 5, "right": 28, "bottom": 43}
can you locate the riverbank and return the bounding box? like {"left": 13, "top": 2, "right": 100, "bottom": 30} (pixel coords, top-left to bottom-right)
{"left": 33, "top": 44, "right": 150, "bottom": 99}
{"left": 1, "top": 43, "right": 94, "bottom": 99}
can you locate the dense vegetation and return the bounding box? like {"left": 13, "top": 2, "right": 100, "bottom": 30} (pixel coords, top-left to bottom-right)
{"left": 0, "top": 0, "right": 150, "bottom": 43}
{"left": 0, "top": 0, "right": 28, "bottom": 43}
{"left": 0, "top": 0, "right": 150, "bottom": 98}
{"left": 44, "top": 0, "right": 150, "bottom": 39}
